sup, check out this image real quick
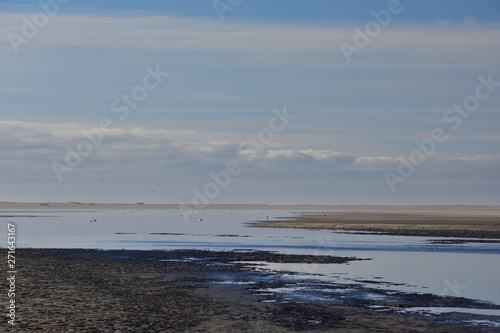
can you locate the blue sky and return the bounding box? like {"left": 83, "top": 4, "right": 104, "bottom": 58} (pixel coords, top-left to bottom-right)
{"left": 3, "top": 0, "right": 500, "bottom": 23}
{"left": 1, "top": 1, "right": 499, "bottom": 204}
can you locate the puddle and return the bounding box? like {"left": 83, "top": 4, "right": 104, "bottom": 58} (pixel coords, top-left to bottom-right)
{"left": 402, "top": 307, "right": 500, "bottom": 317}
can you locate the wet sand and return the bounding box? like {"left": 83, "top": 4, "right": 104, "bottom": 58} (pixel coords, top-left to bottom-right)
{"left": 2, "top": 204, "right": 500, "bottom": 331}
{"left": 253, "top": 208, "right": 500, "bottom": 239}
{"left": 2, "top": 249, "right": 498, "bottom": 332}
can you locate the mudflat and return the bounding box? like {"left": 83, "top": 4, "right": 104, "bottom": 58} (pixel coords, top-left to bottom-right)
{"left": 253, "top": 207, "right": 500, "bottom": 239}
{"left": 2, "top": 249, "right": 495, "bottom": 332}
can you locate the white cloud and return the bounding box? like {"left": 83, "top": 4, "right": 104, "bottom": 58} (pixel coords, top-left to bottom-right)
{"left": 262, "top": 149, "right": 353, "bottom": 163}
{"left": 433, "top": 154, "right": 500, "bottom": 163}
{"left": 0, "top": 12, "right": 334, "bottom": 53}
{"left": 353, "top": 156, "right": 400, "bottom": 170}
{"left": 2, "top": 120, "right": 498, "bottom": 173}
{"left": 1, "top": 12, "right": 499, "bottom": 70}
{"left": 0, "top": 121, "right": 234, "bottom": 169}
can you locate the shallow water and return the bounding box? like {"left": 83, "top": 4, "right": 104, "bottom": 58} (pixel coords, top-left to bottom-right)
{"left": 2, "top": 209, "right": 500, "bottom": 318}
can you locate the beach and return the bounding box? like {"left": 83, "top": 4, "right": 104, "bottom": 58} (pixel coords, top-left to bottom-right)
{"left": 4, "top": 0, "right": 499, "bottom": 331}
{"left": 253, "top": 206, "right": 500, "bottom": 240}
{"left": 2, "top": 204, "right": 500, "bottom": 332}
{"left": 2, "top": 248, "right": 495, "bottom": 332}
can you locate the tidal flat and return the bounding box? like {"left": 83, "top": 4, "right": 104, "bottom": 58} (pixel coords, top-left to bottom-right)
{"left": 1, "top": 205, "right": 500, "bottom": 331}
{"left": 3, "top": 248, "right": 498, "bottom": 332}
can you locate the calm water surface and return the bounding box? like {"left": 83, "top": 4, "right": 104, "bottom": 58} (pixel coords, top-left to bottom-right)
{"left": 2, "top": 209, "right": 500, "bottom": 319}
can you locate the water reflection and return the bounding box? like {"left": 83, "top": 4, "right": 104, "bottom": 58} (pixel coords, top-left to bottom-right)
{"left": 1, "top": 209, "right": 500, "bottom": 310}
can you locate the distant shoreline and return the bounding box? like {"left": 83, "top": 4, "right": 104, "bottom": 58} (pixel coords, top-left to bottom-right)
{"left": 1, "top": 202, "right": 499, "bottom": 212}
{"left": 3, "top": 202, "right": 500, "bottom": 239}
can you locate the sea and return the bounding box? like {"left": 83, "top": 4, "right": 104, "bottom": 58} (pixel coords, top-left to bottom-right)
{"left": 1, "top": 209, "right": 500, "bottom": 326}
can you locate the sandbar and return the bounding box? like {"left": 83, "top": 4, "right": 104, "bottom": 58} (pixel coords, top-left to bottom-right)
{"left": 253, "top": 207, "right": 500, "bottom": 239}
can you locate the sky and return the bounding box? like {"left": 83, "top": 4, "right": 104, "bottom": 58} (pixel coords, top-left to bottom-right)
{"left": 1, "top": 0, "right": 499, "bottom": 205}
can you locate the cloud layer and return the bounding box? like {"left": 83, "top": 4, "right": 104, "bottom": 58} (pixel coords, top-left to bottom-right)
{"left": 1, "top": 10, "right": 499, "bottom": 204}
{"left": 2, "top": 120, "right": 499, "bottom": 201}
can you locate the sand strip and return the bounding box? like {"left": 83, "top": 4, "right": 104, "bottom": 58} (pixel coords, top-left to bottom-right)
{"left": 253, "top": 210, "right": 500, "bottom": 239}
